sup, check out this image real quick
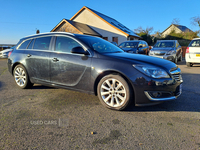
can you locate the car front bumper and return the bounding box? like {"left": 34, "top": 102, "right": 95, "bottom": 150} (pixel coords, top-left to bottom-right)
{"left": 129, "top": 69, "right": 183, "bottom": 106}
{"left": 149, "top": 54, "right": 175, "bottom": 62}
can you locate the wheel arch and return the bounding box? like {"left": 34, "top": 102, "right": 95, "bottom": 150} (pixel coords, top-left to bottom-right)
{"left": 94, "top": 70, "right": 135, "bottom": 101}
{"left": 12, "top": 62, "right": 24, "bottom": 75}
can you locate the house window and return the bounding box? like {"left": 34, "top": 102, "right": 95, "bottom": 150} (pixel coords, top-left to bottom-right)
{"left": 112, "top": 37, "right": 118, "bottom": 44}
{"left": 103, "top": 37, "right": 108, "bottom": 41}
{"left": 130, "top": 37, "right": 134, "bottom": 40}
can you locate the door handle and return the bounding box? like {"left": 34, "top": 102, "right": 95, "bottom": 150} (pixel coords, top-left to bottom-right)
{"left": 27, "top": 54, "right": 31, "bottom": 57}
{"left": 52, "top": 58, "right": 59, "bottom": 62}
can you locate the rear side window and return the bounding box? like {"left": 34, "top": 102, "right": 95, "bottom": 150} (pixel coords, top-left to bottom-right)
{"left": 190, "top": 40, "right": 200, "bottom": 47}
{"left": 18, "top": 39, "right": 32, "bottom": 49}
{"left": 55, "top": 36, "right": 82, "bottom": 53}
{"left": 33, "top": 36, "right": 52, "bottom": 50}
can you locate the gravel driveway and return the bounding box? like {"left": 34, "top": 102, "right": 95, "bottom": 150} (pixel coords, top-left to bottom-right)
{"left": 0, "top": 58, "right": 200, "bottom": 150}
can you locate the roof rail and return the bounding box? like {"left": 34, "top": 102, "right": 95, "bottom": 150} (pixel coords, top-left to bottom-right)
{"left": 24, "top": 32, "right": 75, "bottom": 38}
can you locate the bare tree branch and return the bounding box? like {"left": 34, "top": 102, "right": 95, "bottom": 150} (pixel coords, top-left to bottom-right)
{"left": 171, "top": 18, "right": 180, "bottom": 25}
{"left": 191, "top": 16, "right": 200, "bottom": 27}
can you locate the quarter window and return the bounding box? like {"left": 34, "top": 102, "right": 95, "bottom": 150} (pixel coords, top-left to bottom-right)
{"left": 55, "top": 36, "right": 82, "bottom": 53}
{"left": 18, "top": 39, "right": 32, "bottom": 49}
{"left": 33, "top": 36, "right": 52, "bottom": 50}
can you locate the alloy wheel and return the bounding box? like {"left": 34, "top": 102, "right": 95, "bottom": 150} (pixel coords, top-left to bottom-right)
{"left": 100, "top": 78, "right": 127, "bottom": 107}
{"left": 14, "top": 67, "right": 27, "bottom": 87}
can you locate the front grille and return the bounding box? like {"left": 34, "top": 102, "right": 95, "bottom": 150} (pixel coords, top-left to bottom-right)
{"left": 172, "top": 74, "right": 182, "bottom": 82}
{"left": 170, "top": 68, "right": 183, "bottom": 82}
{"left": 154, "top": 51, "right": 166, "bottom": 56}
{"left": 154, "top": 52, "right": 165, "bottom": 56}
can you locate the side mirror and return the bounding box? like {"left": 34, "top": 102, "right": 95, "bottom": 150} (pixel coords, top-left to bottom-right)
{"left": 71, "top": 46, "right": 89, "bottom": 55}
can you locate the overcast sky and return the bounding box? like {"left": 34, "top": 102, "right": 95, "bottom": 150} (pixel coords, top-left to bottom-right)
{"left": 0, "top": 0, "right": 200, "bottom": 44}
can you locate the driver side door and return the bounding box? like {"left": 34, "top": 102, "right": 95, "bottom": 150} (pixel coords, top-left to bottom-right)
{"left": 50, "top": 36, "right": 92, "bottom": 91}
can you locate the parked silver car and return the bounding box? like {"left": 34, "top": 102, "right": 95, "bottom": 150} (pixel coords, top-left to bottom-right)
{"left": 0, "top": 46, "right": 15, "bottom": 58}
{"left": 149, "top": 40, "right": 182, "bottom": 63}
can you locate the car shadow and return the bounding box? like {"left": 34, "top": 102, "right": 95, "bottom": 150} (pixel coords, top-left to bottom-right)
{"left": 31, "top": 84, "right": 55, "bottom": 89}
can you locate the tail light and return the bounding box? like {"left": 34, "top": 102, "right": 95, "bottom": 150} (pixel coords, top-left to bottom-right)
{"left": 8, "top": 51, "right": 13, "bottom": 57}
{"left": 186, "top": 47, "right": 189, "bottom": 53}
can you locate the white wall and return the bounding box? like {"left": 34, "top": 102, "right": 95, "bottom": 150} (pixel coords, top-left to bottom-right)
{"left": 162, "top": 25, "right": 182, "bottom": 38}
{"left": 71, "top": 9, "right": 128, "bottom": 44}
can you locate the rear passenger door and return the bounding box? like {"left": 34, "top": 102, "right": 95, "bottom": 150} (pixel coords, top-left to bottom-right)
{"left": 24, "top": 36, "right": 53, "bottom": 82}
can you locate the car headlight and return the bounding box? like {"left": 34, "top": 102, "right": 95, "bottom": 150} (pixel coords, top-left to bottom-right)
{"left": 166, "top": 50, "right": 176, "bottom": 55}
{"left": 133, "top": 65, "right": 170, "bottom": 78}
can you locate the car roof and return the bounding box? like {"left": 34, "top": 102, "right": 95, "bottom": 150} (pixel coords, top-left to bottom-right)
{"left": 192, "top": 38, "right": 200, "bottom": 40}
{"left": 20, "top": 32, "right": 92, "bottom": 41}
{"left": 157, "top": 40, "right": 177, "bottom": 42}
{"left": 121, "top": 40, "right": 145, "bottom": 43}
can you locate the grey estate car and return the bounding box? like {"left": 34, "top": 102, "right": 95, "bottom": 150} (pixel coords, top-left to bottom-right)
{"left": 8, "top": 32, "right": 183, "bottom": 110}
{"left": 149, "top": 40, "right": 182, "bottom": 63}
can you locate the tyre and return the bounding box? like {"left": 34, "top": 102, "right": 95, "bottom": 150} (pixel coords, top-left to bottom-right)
{"left": 13, "top": 64, "right": 33, "bottom": 89}
{"left": 179, "top": 54, "right": 182, "bottom": 62}
{"left": 174, "top": 56, "right": 178, "bottom": 64}
{"left": 186, "top": 62, "right": 193, "bottom": 67}
{"left": 97, "top": 74, "right": 132, "bottom": 110}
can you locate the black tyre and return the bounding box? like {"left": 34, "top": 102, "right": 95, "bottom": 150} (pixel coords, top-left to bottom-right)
{"left": 186, "top": 62, "right": 193, "bottom": 67}
{"left": 174, "top": 56, "right": 178, "bottom": 64}
{"left": 179, "top": 54, "right": 182, "bottom": 62}
{"left": 97, "top": 74, "right": 132, "bottom": 110}
{"left": 13, "top": 64, "right": 33, "bottom": 89}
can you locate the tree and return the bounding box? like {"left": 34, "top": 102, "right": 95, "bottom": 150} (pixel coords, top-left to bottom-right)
{"left": 191, "top": 16, "right": 200, "bottom": 27}
{"left": 134, "top": 26, "right": 154, "bottom": 45}
{"left": 134, "top": 26, "right": 154, "bottom": 35}
{"left": 171, "top": 18, "right": 180, "bottom": 25}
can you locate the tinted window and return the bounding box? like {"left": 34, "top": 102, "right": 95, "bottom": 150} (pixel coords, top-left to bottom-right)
{"left": 55, "top": 36, "right": 82, "bottom": 53}
{"left": 27, "top": 39, "right": 34, "bottom": 49}
{"left": 33, "top": 36, "right": 52, "bottom": 50}
{"left": 18, "top": 39, "right": 31, "bottom": 49}
{"left": 119, "top": 42, "right": 139, "bottom": 48}
{"left": 190, "top": 40, "right": 200, "bottom": 47}
{"left": 78, "top": 36, "right": 123, "bottom": 53}
{"left": 154, "top": 41, "right": 175, "bottom": 48}
{"left": 138, "top": 42, "right": 143, "bottom": 47}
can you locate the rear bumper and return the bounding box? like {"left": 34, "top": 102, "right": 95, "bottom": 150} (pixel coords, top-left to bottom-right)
{"left": 185, "top": 54, "right": 200, "bottom": 63}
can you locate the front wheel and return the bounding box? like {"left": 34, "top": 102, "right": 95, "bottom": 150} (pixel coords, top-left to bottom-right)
{"left": 179, "top": 54, "right": 182, "bottom": 62}
{"left": 97, "top": 74, "right": 132, "bottom": 110}
{"left": 13, "top": 64, "right": 33, "bottom": 89}
{"left": 174, "top": 56, "right": 178, "bottom": 64}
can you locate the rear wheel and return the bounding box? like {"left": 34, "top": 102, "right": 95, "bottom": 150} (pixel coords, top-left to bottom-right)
{"left": 186, "top": 62, "right": 193, "bottom": 67}
{"left": 13, "top": 64, "right": 33, "bottom": 89}
{"left": 97, "top": 74, "right": 132, "bottom": 110}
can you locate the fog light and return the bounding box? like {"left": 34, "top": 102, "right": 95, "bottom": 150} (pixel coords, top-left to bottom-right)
{"left": 152, "top": 92, "right": 162, "bottom": 98}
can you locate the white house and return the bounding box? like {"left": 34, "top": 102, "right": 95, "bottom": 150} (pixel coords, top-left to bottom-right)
{"left": 161, "top": 24, "right": 193, "bottom": 38}
{"left": 51, "top": 6, "right": 140, "bottom": 44}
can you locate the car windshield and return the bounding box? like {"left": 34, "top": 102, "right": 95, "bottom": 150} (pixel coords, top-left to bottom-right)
{"left": 119, "top": 42, "right": 139, "bottom": 48}
{"left": 78, "top": 36, "right": 124, "bottom": 53}
{"left": 154, "top": 41, "right": 175, "bottom": 48}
